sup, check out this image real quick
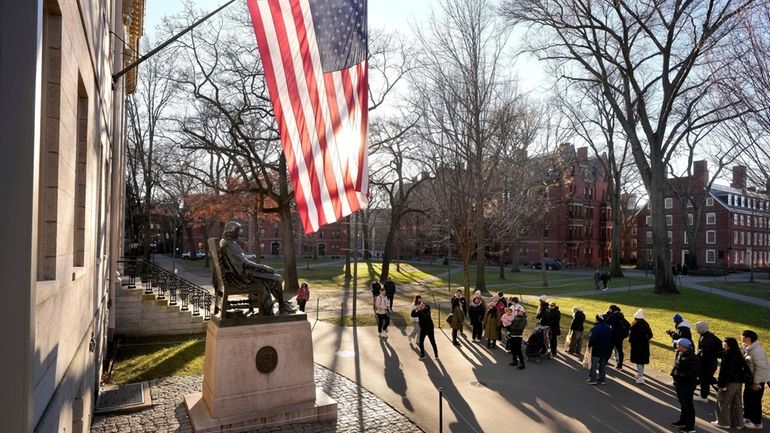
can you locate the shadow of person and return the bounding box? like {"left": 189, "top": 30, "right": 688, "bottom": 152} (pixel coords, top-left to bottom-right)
{"left": 421, "top": 354, "right": 485, "bottom": 433}
{"left": 379, "top": 337, "right": 413, "bottom": 412}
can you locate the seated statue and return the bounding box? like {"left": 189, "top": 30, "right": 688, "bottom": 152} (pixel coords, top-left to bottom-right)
{"left": 219, "top": 221, "right": 295, "bottom": 315}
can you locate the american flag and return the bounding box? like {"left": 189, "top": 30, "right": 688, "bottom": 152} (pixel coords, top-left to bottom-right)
{"left": 247, "top": 0, "right": 369, "bottom": 234}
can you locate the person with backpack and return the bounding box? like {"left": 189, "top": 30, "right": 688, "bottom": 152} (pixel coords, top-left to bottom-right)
{"left": 629, "top": 309, "right": 653, "bottom": 384}
{"left": 671, "top": 338, "right": 701, "bottom": 433}
{"left": 694, "top": 321, "right": 722, "bottom": 402}
{"left": 712, "top": 337, "right": 751, "bottom": 429}
{"left": 605, "top": 305, "right": 630, "bottom": 369}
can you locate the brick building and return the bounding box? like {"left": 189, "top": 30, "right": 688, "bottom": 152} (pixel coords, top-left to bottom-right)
{"left": 635, "top": 163, "right": 770, "bottom": 270}
{"left": 519, "top": 144, "right": 613, "bottom": 267}
{"left": 0, "top": 0, "right": 145, "bottom": 431}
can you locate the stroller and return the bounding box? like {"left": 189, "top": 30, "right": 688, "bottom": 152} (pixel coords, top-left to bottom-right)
{"left": 525, "top": 325, "right": 552, "bottom": 362}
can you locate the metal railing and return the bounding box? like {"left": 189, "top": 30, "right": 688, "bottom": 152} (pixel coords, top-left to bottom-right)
{"left": 118, "top": 258, "right": 213, "bottom": 321}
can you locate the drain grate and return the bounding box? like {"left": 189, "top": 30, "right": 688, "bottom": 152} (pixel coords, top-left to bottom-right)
{"left": 95, "top": 382, "right": 151, "bottom": 414}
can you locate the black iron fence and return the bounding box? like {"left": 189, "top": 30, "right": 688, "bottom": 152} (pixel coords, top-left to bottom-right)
{"left": 118, "top": 258, "right": 213, "bottom": 321}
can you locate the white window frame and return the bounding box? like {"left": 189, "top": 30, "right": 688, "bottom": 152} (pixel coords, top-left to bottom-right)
{"left": 666, "top": 215, "right": 673, "bottom": 226}
{"left": 688, "top": 214, "right": 694, "bottom": 226}
{"left": 683, "top": 231, "right": 688, "bottom": 245}
{"left": 706, "top": 230, "right": 716, "bottom": 244}
{"left": 706, "top": 197, "right": 714, "bottom": 207}
{"left": 645, "top": 215, "right": 651, "bottom": 226}
{"left": 705, "top": 249, "right": 716, "bottom": 264}
{"left": 706, "top": 212, "right": 716, "bottom": 225}
{"left": 667, "top": 231, "right": 673, "bottom": 243}
{"left": 665, "top": 197, "right": 673, "bottom": 209}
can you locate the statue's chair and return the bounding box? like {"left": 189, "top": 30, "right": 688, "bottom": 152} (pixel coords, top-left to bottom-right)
{"left": 209, "top": 238, "right": 273, "bottom": 317}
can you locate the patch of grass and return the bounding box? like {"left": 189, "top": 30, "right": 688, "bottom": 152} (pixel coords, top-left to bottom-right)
{"left": 700, "top": 280, "right": 770, "bottom": 300}
{"left": 110, "top": 334, "right": 206, "bottom": 384}
{"left": 524, "top": 287, "right": 770, "bottom": 415}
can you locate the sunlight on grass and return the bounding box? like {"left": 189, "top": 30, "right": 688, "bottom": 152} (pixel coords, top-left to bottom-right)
{"left": 110, "top": 334, "right": 205, "bottom": 384}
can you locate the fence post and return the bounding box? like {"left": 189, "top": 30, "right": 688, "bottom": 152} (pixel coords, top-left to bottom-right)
{"left": 316, "top": 297, "right": 320, "bottom": 322}
{"left": 439, "top": 387, "right": 443, "bottom": 433}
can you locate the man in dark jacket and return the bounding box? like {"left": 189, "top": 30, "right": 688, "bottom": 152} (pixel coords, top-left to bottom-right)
{"left": 671, "top": 338, "right": 701, "bottom": 433}
{"left": 694, "top": 321, "right": 722, "bottom": 402}
{"left": 587, "top": 314, "right": 613, "bottom": 384}
{"left": 568, "top": 307, "right": 586, "bottom": 356}
{"left": 370, "top": 278, "right": 382, "bottom": 301}
{"left": 605, "top": 305, "right": 630, "bottom": 369}
{"left": 508, "top": 306, "right": 527, "bottom": 369}
{"left": 540, "top": 302, "right": 561, "bottom": 357}
{"left": 384, "top": 277, "right": 396, "bottom": 309}
{"left": 411, "top": 300, "right": 438, "bottom": 360}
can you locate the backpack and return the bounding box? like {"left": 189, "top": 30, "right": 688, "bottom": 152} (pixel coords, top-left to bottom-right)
{"left": 618, "top": 317, "right": 630, "bottom": 339}
{"left": 740, "top": 360, "right": 754, "bottom": 384}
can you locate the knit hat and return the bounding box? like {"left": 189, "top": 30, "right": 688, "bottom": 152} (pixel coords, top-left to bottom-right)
{"left": 539, "top": 295, "right": 548, "bottom": 302}
{"left": 473, "top": 290, "right": 481, "bottom": 298}
{"left": 515, "top": 305, "right": 525, "bottom": 312}
{"left": 695, "top": 321, "right": 709, "bottom": 334}
{"left": 675, "top": 338, "right": 693, "bottom": 349}
{"left": 673, "top": 313, "right": 683, "bottom": 325}
{"left": 634, "top": 309, "right": 644, "bottom": 320}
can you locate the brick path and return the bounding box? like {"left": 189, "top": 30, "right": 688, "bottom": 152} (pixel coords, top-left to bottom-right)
{"left": 90, "top": 365, "right": 423, "bottom": 433}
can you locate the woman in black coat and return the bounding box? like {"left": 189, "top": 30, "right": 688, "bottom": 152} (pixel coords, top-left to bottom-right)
{"left": 713, "top": 337, "right": 749, "bottom": 429}
{"left": 629, "top": 308, "right": 653, "bottom": 384}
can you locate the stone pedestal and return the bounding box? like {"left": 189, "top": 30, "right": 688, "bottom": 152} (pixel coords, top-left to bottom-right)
{"left": 184, "top": 315, "right": 337, "bottom": 432}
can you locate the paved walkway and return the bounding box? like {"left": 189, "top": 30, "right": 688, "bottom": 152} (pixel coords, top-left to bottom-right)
{"left": 90, "top": 365, "right": 423, "bottom": 433}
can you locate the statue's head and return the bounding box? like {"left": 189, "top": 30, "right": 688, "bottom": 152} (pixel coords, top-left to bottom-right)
{"left": 223, "top": 221, "right": 242, "bottom": 240}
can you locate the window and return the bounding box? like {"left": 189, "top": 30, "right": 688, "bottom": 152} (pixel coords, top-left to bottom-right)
{"left": 646, "top": 231, "right": 653, "bottom": 244}
{"left": 729, "top": 195, "right": 734, "bottom": 206}
{"left": 706, "top": 197, "right": 714, "bottom": 207}
{"left": 667, "top": 231, "right": 673, "bottom": 243}
{"left": 632, "top": 239, "right": 637, "bottom": 248}
{"left": 735, "top": 231, "right": 739, "bottom": 244}
{"left": 74, "top": 77, "right": 88, "bottom": 267}
{"left": 740, "top": 214, "right": 745, "bottom": 226}
{"left": 688, "top": 214, "right": 694, "bottom": 226}
{"left": 684, "top": 231, "right": 688, "bottom": 244}
{"left": 645, "top": 216, "right": 651, "bottom": 226}
{"left": 666, "top": 215, "right": 673, "bottom": 226}
{"left": 740, "top": 231, "right": 745, "bottom": 245}
{"left": 706, "top": 230, "right": 716, "bottom": 244}
{"left": 706, "top": 212, "right": 716, "bottom": 225}
{"left": 632, "top": 226, "right": 637, "bottom": 235}
{"left": 665, "top": 198, "right": 673, "bottom": 209}
{"left": 734, "top": 214, "right": 738, "bottom": 225}
{"left": 706, "top": 250, "right": 716, "bottom": 264}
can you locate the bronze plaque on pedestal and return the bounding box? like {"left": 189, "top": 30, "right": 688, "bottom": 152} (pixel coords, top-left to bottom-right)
{"left": 255, "top": 346, "right": 278, "bottom": 374}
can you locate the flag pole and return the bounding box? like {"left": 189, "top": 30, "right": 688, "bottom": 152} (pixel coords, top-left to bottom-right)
{"left": 113, "top": 0, "right": 238, "bottom": 83}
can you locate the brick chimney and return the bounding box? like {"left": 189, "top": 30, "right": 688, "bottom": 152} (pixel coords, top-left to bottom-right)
{"left": 693, "top": 160, "right": 709, "bottom": 185}
{"left": 731, "top": 166, "right": 747, "bottom": 190}
{"left": 577, "top": 146, "right": 588, "bottom": 161}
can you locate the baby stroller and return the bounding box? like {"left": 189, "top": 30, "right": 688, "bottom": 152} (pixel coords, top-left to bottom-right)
{"left": 525, "top": 325, "right": 552, "bottom": 363}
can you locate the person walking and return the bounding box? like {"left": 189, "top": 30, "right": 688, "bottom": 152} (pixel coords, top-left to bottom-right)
{"left": 468, "top": 291, "right": 485, "bottom": 342}
{"left": 694, "top": 321, "right": 722, "bottom": 402}
{"left": 600, "top": 271, "right": 611, "bottom": 291}
{"left": 384, "top": 277, "right": 396, "bottom": 310}
{"left": 370, "top": 278, "right": 382, "bottom": 301}
{"left": 483, "top": 296, "right": 501, "bottom": 349}
{"left": 411, "top": 300, "right": 438, "bottom": 360}
{"left": 605, "top": 305, "right": 630, "bottom": 369}
{"left": 408, "top": 295, "right": 422, "bottom": 341}
{"left": 741, "top": 329, "right": 769, "bottom": 430}
{"left": 449, "top": 295, "right": 465, "bottom": 346}
{"left": 567, "top": 306, "right": 585, "bottom": 356}
{"left": 374, "top": 288, "right": 391, "bottom": 338}
{"left": 594, "top": 269, "right": 601, "bottom": 290}
{"left": 671, "top": 338, "right": 700, "bottom": 433}
{"left": 296, "top": 282, "right": 310, "bottom": 312}
{"left": 508, "top": 306, "right": 527, "bottom": 369}
{"left": 587, "top": 314, "right": 613, "bottom": 385}
{"left": 712, "top": 337, "right": 750, "bottom": 429}
{"left": 540, "top": 301, "right": 561, "bottom": 357}
{"left": 629, "top": 309, "right": 653, "bottom": 384}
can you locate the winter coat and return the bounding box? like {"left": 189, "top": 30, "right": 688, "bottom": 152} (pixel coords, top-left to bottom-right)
{"left": 744, "top": 341, "right": 770, "bottom": 384}
{"left": 588, "top": 322, "right": 613, "bottom": 359}
{"left": 483, "top": 307, "right": 500, "bottom": 341}
{"left": 296, "top": 285, "right": 310, "bottom": 301}
{"left": 570, "top": 310, "right": 586, "bottom": 332}
{"left": 411, "top": 305, "right": 434, "bottom": 331}
{"left": 370, "top": 282, "right": 382, "bottom": 298}
{"left": 671, "top": 349, "right": 701, "bottom": 387}
{"left": 450, "top": 305, "right": 465, "bottom": 330}
{"left": 374, "top": 294, "right": 390, "bottom": 315}
{"left": 508, "top": 315, "right": 527, "bottom": 337}
{"left": 501, "top": 312, "right": 515, "bottom": 328}
{"left": 468, "top": 300, "right": 485, "bottom": 326}
{"left": 717, "top": 349, "right": 750, "bottom": 388}
{"left": 384, "top": 280, "right": 396, "bottom": 297}
{"left": 697, "top": 331, "right": 723, "bottom": 369}
{"left": 629, "top": 319, "right": 653, "bottom": 365}
{"left": 671, "top": 320, "right": 693, "bottom": 342}
{"left": 540, "top": 307, "right": 561, "bottom": 336}
{"left": 605, "top": 311, "right": 630, "bottom": 342}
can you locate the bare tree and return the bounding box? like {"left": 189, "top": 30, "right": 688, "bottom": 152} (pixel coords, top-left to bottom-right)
{"left": 503, "top": 0, "right": 756, "bottom": 293}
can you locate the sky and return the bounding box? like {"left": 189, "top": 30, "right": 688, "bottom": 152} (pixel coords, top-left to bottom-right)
{"left": 142, "top": 0, "right": 548, "bottom": 94}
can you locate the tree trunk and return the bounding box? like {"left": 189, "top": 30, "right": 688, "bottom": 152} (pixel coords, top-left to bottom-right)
{"left": 540, "top": 224, "right": 548, "bottom": 287}
{"left": 361, "top": 210, "right": 371, "bottom": 261}
{"left": 380, "top": 219, "right": 398, "bottom": 282}
{"left": 475, "top": 218, "right": 486, "bottom": 290}
{"left": 649, "top": 162, "right": 678, "bottom": 293}
{"left": 278, "top": 154, "right": 298, "bottom": 293}
{"left": 609, "top": 173, "right": 624, "bottom": 278}
{"left": 498, "top": 244, "right": 505, "bottom": 280}
{"left": 462, "top": 255, "right": 471, "bottom": 302}
{"left": 201, "top": 224, "right": 210, "bottom": 268}
{"left": 251, "top": 200, "right": 261, "bottom": 264}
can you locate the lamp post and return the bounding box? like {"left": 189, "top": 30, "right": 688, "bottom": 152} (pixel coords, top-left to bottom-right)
{"left": 172, "top": 200, "right": 183, "bottom": 275}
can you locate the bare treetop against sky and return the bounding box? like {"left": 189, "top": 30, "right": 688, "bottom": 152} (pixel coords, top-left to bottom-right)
{"left": 144, "top": 0, "right": 548, "bottom": 94}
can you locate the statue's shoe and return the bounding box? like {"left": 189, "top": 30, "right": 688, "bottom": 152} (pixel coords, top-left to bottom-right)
{"left": 279, "top": 303, "right": 297, "bottom": 314}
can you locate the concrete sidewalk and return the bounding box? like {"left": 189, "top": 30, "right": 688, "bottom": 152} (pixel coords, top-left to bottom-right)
{"left": 310, "top": 318, "right": 749, "bottom": 433}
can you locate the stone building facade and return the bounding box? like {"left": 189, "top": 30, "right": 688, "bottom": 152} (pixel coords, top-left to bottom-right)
{"left": 0, "top": 0, "right": 145, "bottom": 431}
{"left": 635, "top": 163, "right": 770, "bottom": 270}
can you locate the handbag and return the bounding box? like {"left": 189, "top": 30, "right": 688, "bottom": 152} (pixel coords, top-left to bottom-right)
{"left": 446, "top": 313, "right": 453, "bottom": 324}
{"left": 565, "top": 330, "right": 574, "bottom": 348}
{"left": 582, "top": 347, "right": 592, "bottom": 369}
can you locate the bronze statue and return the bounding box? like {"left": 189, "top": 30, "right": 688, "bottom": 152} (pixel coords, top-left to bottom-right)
{"left": 219, "top": 221, "right": 295, "bottom": 315}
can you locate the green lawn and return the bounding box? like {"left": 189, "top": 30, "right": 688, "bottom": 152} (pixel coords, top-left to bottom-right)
{"left": 699, "top": 280, "right": 770, "bottom": 300}
{"left": 109, "top": 334, "right": 205, "bottom": 385}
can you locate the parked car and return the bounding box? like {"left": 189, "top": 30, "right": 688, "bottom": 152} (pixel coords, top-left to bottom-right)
{"left": 531, "top": 258, "right": 562, "bottom": 270}
{"left": 182, "top": 251, "right": 200, "bottom": 260}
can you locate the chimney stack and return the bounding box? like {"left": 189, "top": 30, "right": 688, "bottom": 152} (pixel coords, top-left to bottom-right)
{"left": 731, "top": 166, "right": 747, "bottom": 190}
{"left": 693, "top": 160, "right": 709, "bottom": 185}
{"left": 577, "top": 146, "right": 588, "bottom": 161}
